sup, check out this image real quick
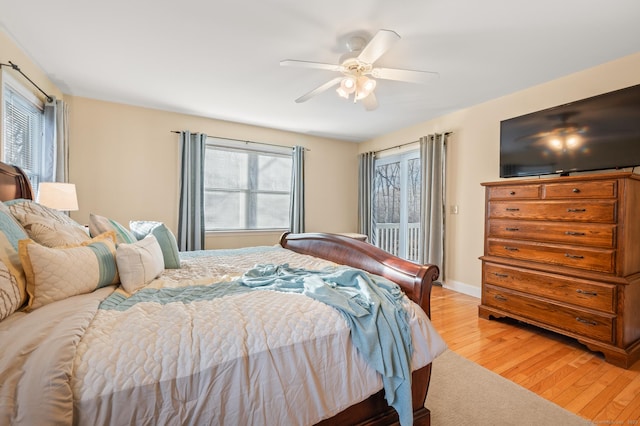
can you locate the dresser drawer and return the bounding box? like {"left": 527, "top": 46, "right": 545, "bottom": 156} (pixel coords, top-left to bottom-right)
{"left": 487, "top": 238, "right": 615, "bottom": 273}
{"left": 487, "top": 219, "right": 616, "bottom": 248}
{"left": 483, "top": 262, "right": 616, "bottom": 313}
{"left": 543, "top": 180, "right": 617, "bottom": 199}
{"left": 488, "top": 200, "right": 617, "bottom": 222}
{"left": 483, "top": 285, "right": 614, "bottom": 343}
{"left": 487, "top": 184, "right": 541, "bottom": 200}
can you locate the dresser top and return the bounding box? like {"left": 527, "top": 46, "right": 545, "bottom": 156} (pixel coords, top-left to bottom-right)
{"left": 482, "top": 171, "right": 640, "bottom": 187}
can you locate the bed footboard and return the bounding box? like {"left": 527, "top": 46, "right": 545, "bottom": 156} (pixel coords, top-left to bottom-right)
{"left": 280, "top": 232, "right": 438, "bottom": 317}
{"left": 280, "top": 232, "right": 438, "bottom": 426}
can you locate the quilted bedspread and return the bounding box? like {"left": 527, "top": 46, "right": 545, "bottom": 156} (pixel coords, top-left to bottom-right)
{"left": 0, "top": 246, "right": 447, "bottom": 425}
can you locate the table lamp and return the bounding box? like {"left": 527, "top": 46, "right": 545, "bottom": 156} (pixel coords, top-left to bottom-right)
{"left": 37, "top": 182, "right": 79, "bottom": 211}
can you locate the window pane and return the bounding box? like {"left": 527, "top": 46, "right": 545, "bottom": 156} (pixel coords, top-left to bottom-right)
{"left": 257, "top": 155, "right": 292, "bottom": 191}
{"left": 205, "top": 191, "right": 246, "bottom": 229}
{"left": 255, "top": 193, "right": 290, "bottom": 228}
{"left": 205, "top": 148, "right": 248, "bottom": 189}
{"left": 374, "top": 162, "right": 400, "bottom": 223}
{"left": 204, "top": 143, "right": 293, "bottom": 231}
{"left": 407, "top": 158, "right": 421, "bottom": 223}
{"left": 3, "top": 88, "right": 41, "bottom": 174}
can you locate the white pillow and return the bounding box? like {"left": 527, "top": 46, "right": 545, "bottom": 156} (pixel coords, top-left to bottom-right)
{"left": 116, "top": 235, "right": 164, "bottom": 293}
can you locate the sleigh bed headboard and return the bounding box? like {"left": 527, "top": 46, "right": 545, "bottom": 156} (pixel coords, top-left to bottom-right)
{"left": 0, "top": 162, "right": 34, "bottom": 202}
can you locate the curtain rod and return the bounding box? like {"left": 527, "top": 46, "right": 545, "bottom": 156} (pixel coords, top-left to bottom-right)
{"left": 374, "top": 131, "right": 453, "bottom": 155}
{"left": 171, "top": 131, "right": 310, "bottom": 151}
{"left": 0, "top": 61, "right": 53, "bottom": 103}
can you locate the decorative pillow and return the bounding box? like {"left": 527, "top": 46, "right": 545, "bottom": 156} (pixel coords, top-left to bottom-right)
{"left": 0, "top": 203, "right": 28, "bottom": 315}
{"left": 0, "top": 258, "right": 23, "bottom": 321}
{"left": 13, "top": 212, "right": 90, "bottom": 248}
{"left": 116, "top": 235, "right": 164, "bottom": 293}
{"left": 89, "top": 213, "right": 137, "bottom": 245}
{"left": 19, "top": 232, "right": 119, "bottom": 310}
{"left": 0, "top": 201, "right": 29, "bottom": 251}
{"left": 129, "top": 221, "right": 181, "bottom": 269}
{"left": 5, "top": 198, "right": 80, "bottom": 228}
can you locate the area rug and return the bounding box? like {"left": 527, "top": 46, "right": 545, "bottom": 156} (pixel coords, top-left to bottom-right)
{"left": 426, "top": 350, "right": 592, "bottom": 425}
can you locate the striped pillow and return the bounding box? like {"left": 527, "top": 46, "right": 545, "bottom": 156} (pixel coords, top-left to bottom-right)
{"left": 0, "top": 258, "right": 22, "bottom": 321}
{"left": 129, "top": 221, "right": 181, "bottom": 269}
{"left": 89, "top": 213, "right": 137, "bottom": 245}
{"left": 19, "top": 232, "right": 119, "bottom": 310}
{"left": 0, "top": 203, "right": 29, "bottom": 317}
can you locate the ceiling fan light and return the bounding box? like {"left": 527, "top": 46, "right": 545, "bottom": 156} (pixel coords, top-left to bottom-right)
{"left": 340, "top": 76, "right": 357, "bottom": 92}
{"left": 355, "top": 76, "right": 377, "bottom": 100}
{"left": 336, "top": 86, "right": 350, "bottom": 98}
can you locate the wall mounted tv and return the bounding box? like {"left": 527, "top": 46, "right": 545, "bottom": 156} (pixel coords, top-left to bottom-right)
{"left": 500, "top": 83, "right": 640, "bottom": 178}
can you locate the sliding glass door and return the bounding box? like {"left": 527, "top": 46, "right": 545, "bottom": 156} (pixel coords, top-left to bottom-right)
{"left": 373, "top": 150, "right": 421, "bottom": 261}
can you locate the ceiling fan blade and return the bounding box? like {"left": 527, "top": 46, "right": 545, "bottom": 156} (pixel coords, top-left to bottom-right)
{"left": 357, "top": 29, "right": 400, "bottom": 64}
{"left": 371, "top": 67, "right": 439, "bottom": 84}
{"left": 295, "top": 76, "right": 344, "bottom": 103}
{"left": 361, "top": 92, "right": 379, "bottom": 111}
{"left": 280, "top": 59, "right": 342, "bottom": 72}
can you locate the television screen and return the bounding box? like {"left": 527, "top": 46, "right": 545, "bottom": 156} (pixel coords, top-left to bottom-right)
{"left": 500, "top": 84, "right": 640, "bottom": 178}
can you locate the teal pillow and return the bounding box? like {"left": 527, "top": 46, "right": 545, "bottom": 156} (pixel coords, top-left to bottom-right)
{"left": 0, "top": 202, "right": 28, "bottom": 251}
{"left": 129, "top": 221, "right": 181, "bottom": 269}
{"left": 89, "top": 213, "right": 137, "bottom": 245}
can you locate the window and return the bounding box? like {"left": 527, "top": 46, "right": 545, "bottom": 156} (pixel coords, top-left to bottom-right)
{"left": 373, "top": 150, "right": 421, "bottom": 261}
{"left": 2, "top": 74, "right": 44, "bottom": 189}
{"left": 204, "top": 137, "right": 292, "bottom": 231}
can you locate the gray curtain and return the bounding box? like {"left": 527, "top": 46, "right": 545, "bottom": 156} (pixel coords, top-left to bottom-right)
{"left": 42, "top": 97, "right": 70, "bottom": 183}
{"left": 358, "top": 151, "right": 376, "bottom": 243}
{"left": 178, "top": 131, "right": 207, "bottom": 251}
{"left": 419, "top": 133, "right": 448, "bottom": 279}
{"left": 55, "top": 99, "right": 70, "bottom": 182}
{"left": 42, "top": 99, "right": 57, "bottom": 183}
{"left": 289, "top": 146, "right": 305, "bottom": 233}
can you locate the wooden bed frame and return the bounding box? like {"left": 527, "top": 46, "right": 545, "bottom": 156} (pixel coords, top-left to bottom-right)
{"left": 281, "top": 232, "right": 438, "bottom": 426}
{"left": 0, "top": 161, "right": 438, "bottom": 426}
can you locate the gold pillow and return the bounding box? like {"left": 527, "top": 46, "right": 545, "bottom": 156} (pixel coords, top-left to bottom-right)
{"left": 19, "top": 232, "right": 119, "bottom": 310}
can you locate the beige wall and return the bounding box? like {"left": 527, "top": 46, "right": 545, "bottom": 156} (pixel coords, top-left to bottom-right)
{"left": 359, "top": 52, "right": 640, "bottom": 295}
{"left": 67, "top": 96, "right": 359, "bottom": 249}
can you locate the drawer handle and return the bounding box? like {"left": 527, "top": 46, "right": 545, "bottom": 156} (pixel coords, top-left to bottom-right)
{"left": 504, "top": 246, "right": 519, "bottom": 252}
{"left": 505, "top": 227, "right": 520, "bottom": 232}
{"left": 564, "top": 231, "right": 586, "bottom": 236}
{"left": 565, "top": 253, "right": 584, "bottom": 259}
{"left": 567, "top": 208, "right": 587, "bottom": 213}
{"left": 494, "top": 295, "right": 508, "bottom": 302}
{"left": 505, "top": 207, "right": 520, "bottom": 212}
{"left": 494, "top": 272, "right": 509, "bottom": 278}
{"left": 576, "top": 289, "right": 598, "bottom": 297}
{"left": 509, "top": 191, "right": 516, "bottom": 196}
{"left": 575, "top": 317, "right": 597, "bottom": 326}
{"left": 572, "top": 188, "right": 580, "bottom": 193}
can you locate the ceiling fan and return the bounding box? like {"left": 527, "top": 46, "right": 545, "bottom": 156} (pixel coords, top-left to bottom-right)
{"left": 280, "top": 29, "right": 439, "bottom": 111}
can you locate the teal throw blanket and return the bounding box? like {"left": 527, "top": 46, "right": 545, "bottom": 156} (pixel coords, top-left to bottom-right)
{"left": 240, "top": 264, "right": 415, "bottom": 426}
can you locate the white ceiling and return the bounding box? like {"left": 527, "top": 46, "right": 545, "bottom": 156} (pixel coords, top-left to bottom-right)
{"left": 1, "top": 0, "right": 639, "bottom": 142}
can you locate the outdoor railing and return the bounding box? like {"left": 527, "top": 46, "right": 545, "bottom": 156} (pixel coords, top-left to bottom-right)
{"left": 374, "top": 222, "right": 420, "bottom": 262}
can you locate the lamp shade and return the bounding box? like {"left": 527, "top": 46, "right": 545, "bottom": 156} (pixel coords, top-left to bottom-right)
{"left": 37, "top": 182, "right": 79, "bottom": 211}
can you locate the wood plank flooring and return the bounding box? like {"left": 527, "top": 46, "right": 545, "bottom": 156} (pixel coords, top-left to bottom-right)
{"left": 429, "top": 285, "right": 640, "bottom": 424}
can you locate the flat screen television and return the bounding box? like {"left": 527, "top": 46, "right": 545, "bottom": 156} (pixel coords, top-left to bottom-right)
{"left": 500, "top": 83, "right": 640, "bottom": 178}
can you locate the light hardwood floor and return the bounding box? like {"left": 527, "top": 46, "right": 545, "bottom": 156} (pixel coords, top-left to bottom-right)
{"left": 430, "top": 285, "right": 640, "bottom": 424}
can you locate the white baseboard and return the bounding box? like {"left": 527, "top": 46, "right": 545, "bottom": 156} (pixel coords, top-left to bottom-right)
{"left": 440, "top": 279, "right": 481, "bottom": 299}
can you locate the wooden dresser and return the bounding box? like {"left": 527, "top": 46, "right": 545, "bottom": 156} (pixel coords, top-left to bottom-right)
{"left": 479, "top": 172, "right": 640, "bottom": 368}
